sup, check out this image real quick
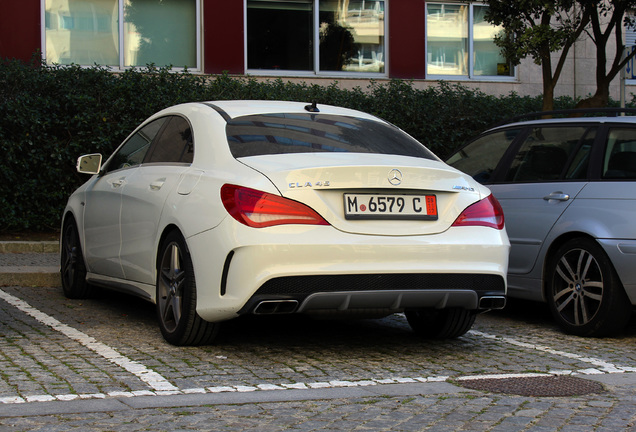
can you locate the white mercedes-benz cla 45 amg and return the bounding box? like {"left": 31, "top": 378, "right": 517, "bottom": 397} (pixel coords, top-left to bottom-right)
{"left": 61, "top": 100, "right": 509, "bottom": 345}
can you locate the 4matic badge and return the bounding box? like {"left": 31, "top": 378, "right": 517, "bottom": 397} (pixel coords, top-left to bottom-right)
{"left": 453, "top": 185, "right": 475, "bottom": 192}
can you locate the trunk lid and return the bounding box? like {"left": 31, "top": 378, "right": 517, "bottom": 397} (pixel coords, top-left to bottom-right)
{"left": 240, "top": 153, "right": 488, "bottom": 236}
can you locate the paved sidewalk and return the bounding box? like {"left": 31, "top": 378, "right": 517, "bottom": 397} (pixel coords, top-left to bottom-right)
{"left": 0, "top": 241, "right": 60, "bottom": 287}
{"left": 0, "top": 371, "right": 635, "bottom": 431}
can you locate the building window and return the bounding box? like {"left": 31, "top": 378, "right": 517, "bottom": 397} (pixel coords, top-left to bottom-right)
{"left": 246, "top": 0, "right": 386, "bottom": 76}
{"left": 43, "top": 0, "right": 199, "bottom": 70}
{"left": 426, "top": 2, "right": 512, "bottom": 79}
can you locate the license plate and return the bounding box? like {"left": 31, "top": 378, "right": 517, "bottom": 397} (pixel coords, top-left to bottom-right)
{"left": 343, "top": 193, "right": 438, "bottom": 220}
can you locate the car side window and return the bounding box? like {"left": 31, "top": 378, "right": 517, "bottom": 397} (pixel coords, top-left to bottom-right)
{"left": 446, "top": 129, "right": 520, "bottom": 184}
{"left": 145, "top": 116, "right": 194, "bottom": 164}
{"left": 603, "top": 128, "right": 636, "bottom": 179}
{"left": 105, "top": 118, "right": 167, "bottom": 173}
{"left": 505, "top": 127, "right": 594, "bottom": 182}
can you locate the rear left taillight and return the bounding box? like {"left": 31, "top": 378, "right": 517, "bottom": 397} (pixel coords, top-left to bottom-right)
{"left": 221, "top": 184, "right": 329, "bottom": 228}
{"left": 452, "top": 194, "right": 504, "bottom": 230}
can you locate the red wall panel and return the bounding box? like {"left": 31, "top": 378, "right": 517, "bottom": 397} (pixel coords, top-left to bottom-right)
{"left": 0, "top": 2, "right": 41, "bottom": 62}
{"left": 203, "top": 0, "right": 244, "bottom": 74}
{"left": 389, "top": 0, "right": 426, "bottom": 79}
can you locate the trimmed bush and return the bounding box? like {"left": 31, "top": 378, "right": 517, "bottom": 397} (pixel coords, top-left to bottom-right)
{"left": 0, "top": 60, "right": 574, "bottom": 231}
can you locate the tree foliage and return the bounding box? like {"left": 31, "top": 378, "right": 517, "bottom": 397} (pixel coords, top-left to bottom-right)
{"left": 485, "top": 0, "right": 590, "bottom": 111}
{"left": 487, "top": 0, "right": 636, "bottom": 110}
{"left": 575, "top": 0, "right": 636, "bottom": 108}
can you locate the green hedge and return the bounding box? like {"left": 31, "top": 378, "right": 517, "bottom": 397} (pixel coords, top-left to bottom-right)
{"left": 0, "top": 60, "right": 574, "bottom": 231}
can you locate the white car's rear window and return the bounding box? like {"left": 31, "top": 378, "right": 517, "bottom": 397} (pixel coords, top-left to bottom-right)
{"left": 226, "top": 113, "right": 436, "bottom": 160}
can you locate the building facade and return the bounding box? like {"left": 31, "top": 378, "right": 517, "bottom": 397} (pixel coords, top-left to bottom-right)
{"left": 1, "top": 0, "right": 634, "bottom": 101}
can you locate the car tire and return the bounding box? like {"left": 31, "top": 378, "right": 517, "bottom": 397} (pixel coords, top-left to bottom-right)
{"left": 405, "top": 308, "right": 476, "bottom": 339}
{"left": 156, "top": 231, "right": 219, "bottom": 346}
{"left": 547, "top": 237, "right": 632, "bottom": 337}
{"left": 60, "top": 217, "right": 92, "bottom": 299}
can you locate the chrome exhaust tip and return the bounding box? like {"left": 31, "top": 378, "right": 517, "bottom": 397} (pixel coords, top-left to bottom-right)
{"left": 253, "top": 300, "right": 299, "bottom": 315}
{"left": 479, "top": 296, "right": 506, "bottom": 310}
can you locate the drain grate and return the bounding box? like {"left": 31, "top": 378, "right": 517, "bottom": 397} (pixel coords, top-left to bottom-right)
{"left": 457, "top": 375, "right": 605, "bottom": 397}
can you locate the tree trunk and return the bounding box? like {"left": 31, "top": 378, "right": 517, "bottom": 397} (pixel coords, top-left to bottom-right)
{"left": 575, "top": 78, "right": 611, "bottom": 109}
{"left": 541, "top": 60, "right": 555, "bottom": 112}
{"left": 542, "top": 86, "right": 555, "bottom": 112}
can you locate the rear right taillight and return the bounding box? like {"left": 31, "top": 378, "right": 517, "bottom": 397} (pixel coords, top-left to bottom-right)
{"left": 452, "top": 194, "right": 504, "bottom": 230}
{"left": 221, "top": 184, "right": 329, "bottom": 228}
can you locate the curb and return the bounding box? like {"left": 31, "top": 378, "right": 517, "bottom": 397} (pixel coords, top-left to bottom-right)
{"left": 0, "top": 241, "right": 59, "bottom": 254}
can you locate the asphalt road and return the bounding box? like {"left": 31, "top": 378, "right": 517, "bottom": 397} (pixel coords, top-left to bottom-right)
{"left": 0, "top": 285, "right": 634, "bottom": 431}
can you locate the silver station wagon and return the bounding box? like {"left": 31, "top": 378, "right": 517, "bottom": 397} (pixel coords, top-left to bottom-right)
{"left": 447, "top": 110, "right": 636, "bottom": 337}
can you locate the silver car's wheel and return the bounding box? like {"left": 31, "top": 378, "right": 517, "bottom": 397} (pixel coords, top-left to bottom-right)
{"left": 156, "top": 231, "right": 219, "bottom": 346}
{"left": 547, "top": 238, "right": 631, "bottom": 337}
{"left": 405, "top": 308, "right": 475, "bottom": 339}
{"left": 60, "top": 218, "right": 91, "bottom": 299}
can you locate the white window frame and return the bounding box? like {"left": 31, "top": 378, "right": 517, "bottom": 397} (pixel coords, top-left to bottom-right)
{"left": 625, "top": 21, "right": 636, "bottom": 83}
{"left": 244, "top": 0, "right": 389, "bottom": 78}
{"left": 40, "top": 0, "right": 202, "bottom": 72}
{"left": 425, "top": 1, "right": 516, "bottom": 82}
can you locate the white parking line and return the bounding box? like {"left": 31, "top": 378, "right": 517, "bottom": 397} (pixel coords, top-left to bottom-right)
{"left": 469, "top": 330, "right": 636, "bottom": 374}
{"left": 0, "top": 375, "right": 453, "bottom": 404}
{"left": 0, "top": 289, "right": 178, "bottom": 393}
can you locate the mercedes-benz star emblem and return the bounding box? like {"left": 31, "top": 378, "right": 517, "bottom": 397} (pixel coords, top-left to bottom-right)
{"left": 388, "top": 169, "right": 402, "bottom": 186}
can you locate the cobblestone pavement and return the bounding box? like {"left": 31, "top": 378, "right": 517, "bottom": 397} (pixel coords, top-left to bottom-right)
{"left": 0, "top": 285, "right": 634, "bottom": 431}
{"left": 0, "top": 253, "right": 58, "bottom": 267}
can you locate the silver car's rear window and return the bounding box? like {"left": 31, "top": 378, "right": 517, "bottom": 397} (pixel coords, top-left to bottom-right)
{"left": 226, "top": 113, "right": 437, "bottom": 160}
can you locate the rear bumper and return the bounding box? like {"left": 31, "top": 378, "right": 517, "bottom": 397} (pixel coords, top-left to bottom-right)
{"left": 598, "top": 239, "right": 636, "bottom": 304}
{"left": 187, "top": 220, "right": 509, "bottom": 322}
{"left": 239, "top": 273, "right": 506, "bottom": 315}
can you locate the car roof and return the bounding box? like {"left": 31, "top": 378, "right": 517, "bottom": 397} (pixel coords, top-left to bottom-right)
{"left": 488, "top": 113, "right": 636, "bottom": 133}
{"left": 190, "top": 100, "right": 383, "bottom": 122}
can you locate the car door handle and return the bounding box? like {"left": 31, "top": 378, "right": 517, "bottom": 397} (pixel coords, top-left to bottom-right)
{"left": 543, "top": 192, "right": 570, "bottom": 202}
{"left": 150, "top": 179, "right": 166, "bottom": 191}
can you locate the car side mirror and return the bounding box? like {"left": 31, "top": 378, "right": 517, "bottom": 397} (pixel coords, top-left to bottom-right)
{"left": 76, "top": 154, "right": 102, "bottom": 175}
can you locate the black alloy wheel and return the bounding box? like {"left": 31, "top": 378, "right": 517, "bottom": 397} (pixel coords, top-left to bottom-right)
{"left": 60, "top": 218, "right": 91, "bottom": 299}
{"left": 156, "top": 231, "right": 219, "bottom": 346}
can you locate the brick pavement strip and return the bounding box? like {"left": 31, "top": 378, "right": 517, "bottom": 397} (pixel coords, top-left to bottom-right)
{"left": 0, "top": 381, "right": 634, "bottom": 431}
